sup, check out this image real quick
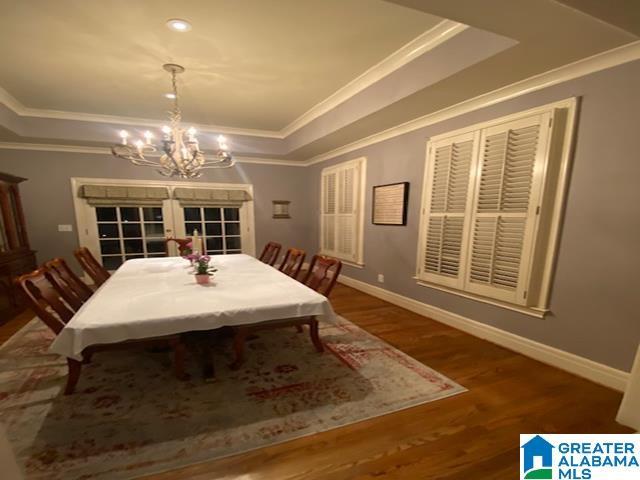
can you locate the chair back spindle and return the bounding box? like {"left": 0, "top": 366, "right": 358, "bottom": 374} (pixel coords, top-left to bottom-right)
{"left": 74, "top": 247, "right": 110, "bottom": 286}
{"left": 304, "top": 255, "right": 342, "bottom": 297}
{"left": 44, "top": 267, "right": 84, "bottom": 311}
{"left": 15, "top": 269, "right": 75, "bottom": 334}
{"left": 45, "top": 258, "right": 93, "bottom": 302}
{"left": 259, "top": 242, "right": 282, "bottom": 266}
{"left": 279, "top": 248, "right": 306, "bottom": 278}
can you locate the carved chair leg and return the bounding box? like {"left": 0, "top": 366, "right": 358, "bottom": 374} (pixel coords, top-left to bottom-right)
{"left": 65, "top": 358, "right": 82, "bottom": 395}
{"left": 231, "top": 326, "right": 248, "bottom": 370}
{"left": 309, "top": 318, "right": 324, "bottom": 353}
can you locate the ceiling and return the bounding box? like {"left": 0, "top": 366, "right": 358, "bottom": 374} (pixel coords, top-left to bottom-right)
{"left": 0, "top": 0, "right": 639, "bottom": 162}
{"left": 284, "top": 0, "right": 640, "bottom": 160}
{"left": 0, "top": 0, "right": 441, "bottom": 131}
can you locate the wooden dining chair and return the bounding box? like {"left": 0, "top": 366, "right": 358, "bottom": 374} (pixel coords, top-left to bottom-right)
{"left": 15, "top": 269, "right": 75, "bottom": 334}
{"left": 278, "top": 248, "right": 306, "bottom": 278}
{"left": 231, "top": 254, "right": 342, "bottom": 369}
{"left": 258, "top": 241, "right": 282, "bottom": 266}
{"left": 302, "top": 255, "right": 343, "bottom": 297}
{"left": 74, "top": 247, "right": 110, "bottom": 286}
{"left": 43, "top": 265, "right": 85, "bottom": 312}
{"left": 45, "top": 258, "right": 93, "bottom": 303}
{"left": 165, "top": 237, "right": 204, "bottom": 256}
{"left": 16, "top": 268, "right": 187, "bottom": 395}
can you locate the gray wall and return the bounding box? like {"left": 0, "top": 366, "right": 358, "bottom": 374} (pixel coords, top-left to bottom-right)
{"left": 1, "top": 60, "right": 638, "bottom": 372}
{"left": 0, "top": 151, "right": 314, "bottom": 271}
{"left": 308, "top": 59, "right": 640, "bottom": 372}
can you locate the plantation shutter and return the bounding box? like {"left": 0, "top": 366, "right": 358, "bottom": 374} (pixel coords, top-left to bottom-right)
{"left": 336, "top": 162, "right": 359, "bottom": 262}
{"left": 419, "top": 131, "right": 477, "bottom": 288}
{"left": 321, "top": 170, "right": 337, "bottom": 255}
{"left": 465, "top": 113, "right": 551, "bottom": 304}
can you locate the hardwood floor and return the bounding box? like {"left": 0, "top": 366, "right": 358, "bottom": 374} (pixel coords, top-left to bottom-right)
{"left": 1, "top": 284, "right": 630, "bottom": 479}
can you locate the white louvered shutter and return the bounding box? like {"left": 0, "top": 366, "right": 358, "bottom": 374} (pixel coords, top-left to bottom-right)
{"left": 336, "top": 162, "right": 360, "bottom": 262}
{"left": 321, "top": 171, "right": 337, "bottom": 255}
{"left": 419, "top": 131, "right": 477, "bottom": 288}
{"left": 465, "top": 113, "right": 551, "bottom": 304}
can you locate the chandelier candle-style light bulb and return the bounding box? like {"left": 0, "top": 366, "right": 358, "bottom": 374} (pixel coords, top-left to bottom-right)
{"left": 111, "top": 63, "right": 235, "bottom": 178}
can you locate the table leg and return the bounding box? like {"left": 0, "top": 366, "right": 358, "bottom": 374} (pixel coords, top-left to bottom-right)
{"left": 231, "top": 326, "right": 248, "bottom": 370}
{"left": 201, "top": 338, "right": 216, "bottom": 381}
{"left": 170, "top": 338, "right": 189, "bottom": 381}
{"left": 309, "top": 317, "right": 324, "bottom": 353}
{"left": 64, "top": 358, "right": 82, "bottom": 395}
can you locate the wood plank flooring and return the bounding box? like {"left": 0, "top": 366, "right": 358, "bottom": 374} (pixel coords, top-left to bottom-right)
{"left": 0, "top": 284, "right": 630, "bottom": 479}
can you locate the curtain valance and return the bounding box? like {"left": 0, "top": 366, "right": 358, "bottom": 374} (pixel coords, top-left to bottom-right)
{"left": 173, "top": 188, "right": 252, "bottom": 207}
{"left": 79, "top": 185, "right": 170, "bottom": 206}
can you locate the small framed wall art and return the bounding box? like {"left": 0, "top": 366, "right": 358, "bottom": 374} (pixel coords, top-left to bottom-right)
{"left": 372, "top": 182, "right": 409, "bottom": 226}
{"left": 272, "top": 200, "right": 291, "bottom": 219}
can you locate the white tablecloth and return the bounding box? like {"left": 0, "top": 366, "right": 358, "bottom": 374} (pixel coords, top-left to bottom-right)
{"left": 50, "top": 254, "right": 336, "bottom": 360}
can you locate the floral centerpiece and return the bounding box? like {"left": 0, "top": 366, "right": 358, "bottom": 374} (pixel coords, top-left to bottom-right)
{"left": 191, "top": 254, "right": 217, "bottom": 284}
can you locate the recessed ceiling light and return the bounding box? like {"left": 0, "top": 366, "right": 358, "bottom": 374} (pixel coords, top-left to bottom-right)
{"left": 166, "top": 18, "right": 192, "bottom": 32}
{"left": 164, "top": 93, "right": 176, "bottom": 99}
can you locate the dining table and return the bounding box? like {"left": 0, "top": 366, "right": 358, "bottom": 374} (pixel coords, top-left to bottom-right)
{"left": 50, "top": 254, "right": 337, "bottom": 371}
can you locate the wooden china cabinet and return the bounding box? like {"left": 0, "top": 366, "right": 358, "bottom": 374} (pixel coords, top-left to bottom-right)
{"left": 0, "top": 173, "right": 36, "bottom": 323}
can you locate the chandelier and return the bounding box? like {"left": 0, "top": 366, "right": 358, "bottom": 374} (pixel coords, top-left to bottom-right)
{"left": 111, "top": 63, "right": 234, "bottom": 178}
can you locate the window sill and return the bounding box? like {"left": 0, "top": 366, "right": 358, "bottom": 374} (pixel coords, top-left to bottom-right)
{"left": 414, "top": 278, "right": 549, "bottom": 319}
{"left": 319, "top": 251, "right": 364, "bottom": 269}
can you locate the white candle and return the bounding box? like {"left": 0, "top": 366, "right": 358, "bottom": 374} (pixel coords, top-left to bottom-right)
{"left": 192, "top": 229, "right": 200, "bottom": 254}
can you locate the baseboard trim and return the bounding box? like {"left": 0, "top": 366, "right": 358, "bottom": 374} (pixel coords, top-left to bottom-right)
{"left": 338, "top": 275, "right": 629, "bottom": 392}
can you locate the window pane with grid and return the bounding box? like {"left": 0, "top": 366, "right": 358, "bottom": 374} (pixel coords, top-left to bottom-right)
{"left": 96, "top": 206, "right": 166, "bottom": 270}
{"left": 183, "top": 207, "right": 242, "bottom": 255}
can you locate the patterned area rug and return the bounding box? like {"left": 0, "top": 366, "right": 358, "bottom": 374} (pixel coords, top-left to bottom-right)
{"left": 0, "top": 316, "right": 465, "bottom": 479}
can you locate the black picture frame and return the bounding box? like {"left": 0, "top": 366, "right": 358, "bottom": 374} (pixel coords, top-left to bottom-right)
{"left": 372, "top": 182, "right": 409, "bottom": 226}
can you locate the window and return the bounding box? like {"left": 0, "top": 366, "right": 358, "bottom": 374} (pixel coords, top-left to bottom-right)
{"left": 320, "top": 157, "right": 366, "bottom": 265}
{"left": 72, "top": 179, "right": 256, "bottom": 271}
{"left": 96, "top": 206, "right": 167, "bottom": 270}
{"left": 416, "top": 99, "right": 577, "bottom": 312}
{"left": 183, "top": 207, "right": 243, "bottom": 255}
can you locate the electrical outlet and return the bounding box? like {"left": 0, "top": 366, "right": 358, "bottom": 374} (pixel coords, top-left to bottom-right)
{"left": 58, "top": 224, "right": 73, "bottom": 232}
{"left": 377, "top": 274, "right": 384, "bottom": 283}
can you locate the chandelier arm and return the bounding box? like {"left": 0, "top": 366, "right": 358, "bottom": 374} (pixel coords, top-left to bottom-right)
{"left": 197, "top": 160, "right": 237, "bottom": 170}
{"left": 130, "top": 159, "right": 163, "bottom": 167}
{"left": 112, "top": 153, "right": 160, "bottom": 167}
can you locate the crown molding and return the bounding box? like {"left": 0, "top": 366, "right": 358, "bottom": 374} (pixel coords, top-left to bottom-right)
{"left": 279, "top": 20, "right": 467, "bottom": 137}
{"left": 3, "top": 39, "right": 639, "bottom": 167}
{"left": 0, "top": 21, "right": 466, "bottom": 141}
{"left": 0, "top": 142, "right": 109, "bottom": 155}
{"left": 0, "top": 142, "right": 305, "bottom": 166}
{"left": 306, "top": 39, "right": 640, "bottom": 166}
{"left": 233, "top": 156, "right": 306, "bottom": 167}
{"left": 0, "top": 88, "right": 283, "bottom": 139}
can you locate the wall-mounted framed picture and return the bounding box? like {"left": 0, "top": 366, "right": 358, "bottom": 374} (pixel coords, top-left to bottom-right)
{"left": 372, "top": 182, "right": 409, "bottom": 226}
{"left": 272, "top": 200, "right": 291, "bottom": 219}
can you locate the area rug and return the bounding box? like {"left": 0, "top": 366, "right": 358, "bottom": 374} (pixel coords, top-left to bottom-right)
{"left": 0, "top": 316, "right": 465, "bottom": 479}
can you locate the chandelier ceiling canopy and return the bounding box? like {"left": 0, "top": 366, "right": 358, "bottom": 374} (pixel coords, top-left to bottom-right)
{"left": 111, "top": 63, "right": 234, "bottom": 179}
